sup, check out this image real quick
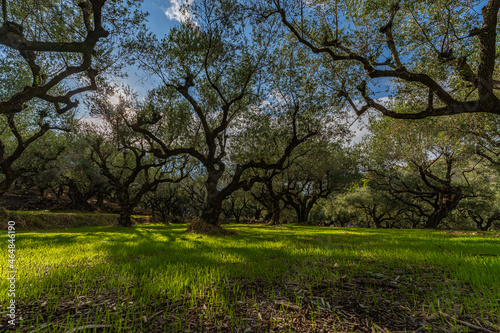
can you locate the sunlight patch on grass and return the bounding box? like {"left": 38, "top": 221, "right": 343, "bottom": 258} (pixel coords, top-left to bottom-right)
{"left": 1, "top": 224, "right": 498, "bottom": 331}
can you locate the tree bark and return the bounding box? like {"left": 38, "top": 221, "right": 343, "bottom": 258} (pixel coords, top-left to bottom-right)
{"left": 267, "top": 200, "right": 281, "bottom": 225}
{"left": 254, "top": 208, "right": 262, "bottom": 220}
{"left": 116, "top": 189, "right": 135, "bottom": 227}
{"left": 425, "top": 188, "right": 463, "bottom": 228}
{"left": 67, "top": 180, "right": 93, "bottom": 211}
{"left": 189, "top": 195, "right": 234, "bottom": 234}
{"left": 294, "top": 202, "right": 310, "bottom": 224}
{"left": 200, "top": 197, "right": 223, "bottom": 226}
{"left": 302, "top": 203, "right": 313, "bottom": 224}
{"left": 373, "top": 217, "right": 382, "bottom": 228}
{"left": 199, "top": 168, "right": 225, "bottom": 226}
{"left": 0, "top": 172, "right": 15, "bottom": 196}
{"left": 118, "top": 206, "right": 134, "bottom": 227}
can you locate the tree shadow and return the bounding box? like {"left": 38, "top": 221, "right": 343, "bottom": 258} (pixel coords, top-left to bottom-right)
{"left": 11, "top": 224, "right": 500, "bottom": 305}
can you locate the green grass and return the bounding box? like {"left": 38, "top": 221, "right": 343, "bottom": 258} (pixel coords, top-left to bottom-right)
{"left": 1, "top": 224, "right": 499, "bottom": 332}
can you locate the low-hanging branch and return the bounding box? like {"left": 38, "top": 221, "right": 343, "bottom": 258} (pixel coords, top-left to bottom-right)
{"left": 0, "top": 0, "right": 109, "bottom": 115}
{"left": 273, "top": 0, "right": 500, "bottom": 119}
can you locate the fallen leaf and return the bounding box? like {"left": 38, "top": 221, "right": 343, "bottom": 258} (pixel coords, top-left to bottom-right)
{"left": 274, "top": 300, "right": 301, "bottom": 312}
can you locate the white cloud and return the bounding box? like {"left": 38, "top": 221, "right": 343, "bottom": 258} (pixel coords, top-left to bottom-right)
{"left": 164, "top": 0, "right": 195, "bottom": 24}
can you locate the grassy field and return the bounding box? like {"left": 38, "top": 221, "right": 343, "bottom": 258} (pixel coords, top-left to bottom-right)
{"left": 1, "top": 224, "right": 499, "bottom": 332}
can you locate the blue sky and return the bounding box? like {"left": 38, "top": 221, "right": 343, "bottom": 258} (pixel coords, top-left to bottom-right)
{"left": 141, "top": 0, "right": 180, "bottom": 37}
{"left": 106, "top": 1, "right": 183, "bottom": 104}
{"left": 80, "top": 1, "right": 183, "bottom": 118}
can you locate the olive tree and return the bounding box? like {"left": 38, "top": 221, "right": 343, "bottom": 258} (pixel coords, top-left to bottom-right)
{"left": 84, "top": 91, "right": 189, "bottom": 227}
{"left": 127, "top": 0, "right": 344, "bottom": 233}
{"left": 0, "top": 0, "right": 143, "bottom": 194}
{"left": 254, "top": 0, "right": 500, "bottom": 119}
{"left": 280, "top": 142, "right": 359, "bottom": 224}
{"left": 0, "top": 0, "right": 142, "bottom": 114}
{"left": 364, "top": 115, "right": 483, "bottom": 229}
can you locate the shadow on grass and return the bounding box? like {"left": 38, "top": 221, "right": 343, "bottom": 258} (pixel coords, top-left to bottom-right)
{"left": 10, "top": 223, "right": 500, "bottom": 307}
{"left": 5, "top": 223, "right": 500, "bottom": 333}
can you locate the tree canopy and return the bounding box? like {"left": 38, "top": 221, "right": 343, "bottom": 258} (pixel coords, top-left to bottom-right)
{"left": 255, "top": 0, "right": 500, "bottom": 119}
